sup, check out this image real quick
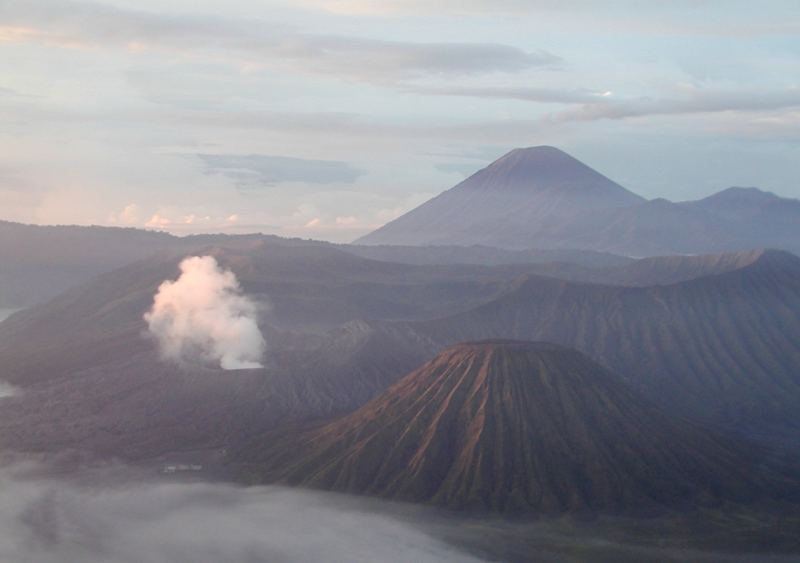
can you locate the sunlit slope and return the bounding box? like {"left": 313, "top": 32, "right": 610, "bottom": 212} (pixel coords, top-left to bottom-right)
{"left": 238, "top": 341, "right": 795, "bottom": 512}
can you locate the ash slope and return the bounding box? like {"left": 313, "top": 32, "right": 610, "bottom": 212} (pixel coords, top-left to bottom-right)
{"left": 236, "top": 341, "right": 794, "bottom": 513}
{"left": 410, "top": 250, "right": 800, "bottom": 434}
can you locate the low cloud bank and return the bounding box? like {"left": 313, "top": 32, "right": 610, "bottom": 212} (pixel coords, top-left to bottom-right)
{"left": 0, "top": 382, "right": 18, "bottom": 399}
{"left": 198, "top": 153, "right": 364, "bottom": 189}
{"left": 0, "top": 473, "right": 483, "bottom": 563}
{"left": 144, "top": 256, "right": 265, "bottom": 370}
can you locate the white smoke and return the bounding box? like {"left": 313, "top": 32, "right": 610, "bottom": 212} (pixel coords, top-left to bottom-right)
{"left": 144, "top": 256, "right": 265, "bottom": 370}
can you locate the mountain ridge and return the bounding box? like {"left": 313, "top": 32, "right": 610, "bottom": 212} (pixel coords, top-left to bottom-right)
{"left": 409, "top": 249, "right": 800, "bottom": 432}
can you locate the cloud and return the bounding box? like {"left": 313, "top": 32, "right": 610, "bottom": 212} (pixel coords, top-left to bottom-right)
{"left": 292, "top": 0, "right": 800, "bottom": 37}
{"left": 0, "top": 465, "right": 788, "bottom": 562}
{"left": 292, "top": 213, "right": 384, "bottom": 234}
{"left": 0, "top": 471, "right": 485, "bottom": 563}
{"left": 198, "top": 154, "right": 364, "bottom": 188}
{"left": 144, "top": 213, "right": 171, "bottom": 230}
{"left": 334, "top": 215, "right": 357, "bottom": 226}
{"left": 416, "top": 84, "right": 800, "bottom": 122}
{"left": 290, "top": 0, "right": 614, "bottom": 16}
{"left": 0, "top": 0, "right": 560, "bottom": 81}
{"left": 0, "top": 85, "right": 33, "bottom": 98}
{"left": 144, "top": 256, "right": 265, "bottom": 370}
{"left": 544, "top": 88, "right": 800, "bottom": 122}
{"left": 107, "top": 203, "right": 140, "bottom": 225}
{"left": 0, "top": 382, "right": 18, "bottom": 398}
{"left": 138, "top": 211, "right": 257, "bottom": 234}
{"left": 415, "top": 85, "right": 611, "bottom": 104}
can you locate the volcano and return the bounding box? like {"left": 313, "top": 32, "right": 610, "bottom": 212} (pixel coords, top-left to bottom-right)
{"left": 355, "top": 146, "right": 644, "bottom": 248}
{"left": 235, "top": 341, "right": 792, "bottom": 513}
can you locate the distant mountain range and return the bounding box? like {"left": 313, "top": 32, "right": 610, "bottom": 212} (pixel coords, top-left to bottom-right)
{"left": 0, "top": 220, "right": 630, "bottom": 309}
{"left": 0, "top": 221, "right": 175, "bottom": 307}
{"left": 2, "top": 144, "right": 798, "bottom": 310}
{"left": 356, "top": 146, "right": 800, "bottom": 256}
{"left": 235, "top": 341, "right": 795, "bottom": 513}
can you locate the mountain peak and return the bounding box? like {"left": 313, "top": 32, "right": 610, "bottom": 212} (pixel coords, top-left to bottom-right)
{"left": 355, "top": 145, "right": 644, "bottom": 247}
{"left": 702, "top": 186, "right": 782, "bottom": 204}
{"left": 503, "top": 145, "right": 570, "bottom": 159}
{"left": 470, "top": 146, "right": 633, "bottom": 196}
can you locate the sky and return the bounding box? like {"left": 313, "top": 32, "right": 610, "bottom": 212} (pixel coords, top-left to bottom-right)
{"left": 0, "top": 0, "right": 798, "bottom": 242}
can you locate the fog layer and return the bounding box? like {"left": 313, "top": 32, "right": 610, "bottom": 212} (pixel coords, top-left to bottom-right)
{"left": 0, "top": 472, "right": 484, "bottom": 563}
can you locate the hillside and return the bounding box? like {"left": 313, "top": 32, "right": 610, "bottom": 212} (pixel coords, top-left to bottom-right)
{"left": 412, "top": 250, "right": 800, "bottom": 433}
{"left": 234, "top": 341, "right": 794, "bottom": 513}
{"left": 0, "top": 318, "right": 430, "bottom": 460}
{"left": 0, "top": 221, "right": 178, "bottom": 307}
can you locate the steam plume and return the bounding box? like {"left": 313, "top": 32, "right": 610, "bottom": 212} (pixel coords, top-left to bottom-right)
{"left": 144, "top": 256, "right": 265, "bottom": 370}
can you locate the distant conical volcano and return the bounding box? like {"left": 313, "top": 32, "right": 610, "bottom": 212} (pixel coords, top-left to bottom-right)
{"left": 234, "top": 340, "right": 793, "bottom": 513}
{"left": 355, "top": 146, "right": 643, "bottom": 248}
{"left": 452, "top": 145, "right": 637, "bottom": 196}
